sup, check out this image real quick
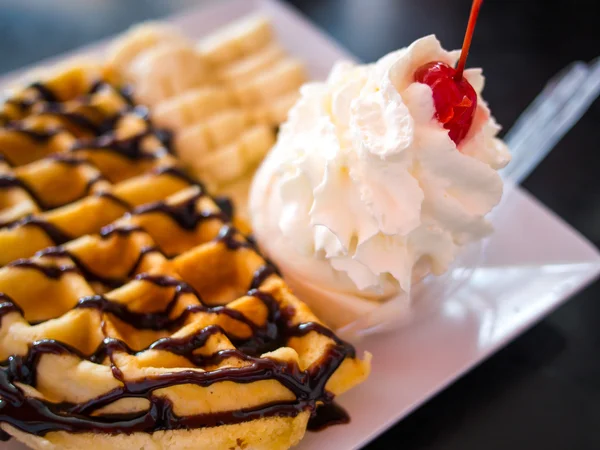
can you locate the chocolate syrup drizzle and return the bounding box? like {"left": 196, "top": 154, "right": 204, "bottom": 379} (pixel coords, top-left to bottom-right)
{"left": 1, "top": 187, "right": 131, "bottom": 241}
{"left": 33, "top": 245, "right": 156, "bottom": 290}
{"left": 1, "top": 122, "right": 63, "bottom": 143}
{"left": 29, "top": 82, "right": 58, "bottom": 103}
{"left": 0, "top": 267, "right": 355, "bottom": 437}
{"left": 0, "top": 79, "right": 355, "bottom": 438}
{"left": 38, "top": 103, "right": 104, "bottom": 135}
{"left": 6, "top": 216, "right": 73, "bottom": 245}
{"left": 1, "top": 80, "right": 169, "bottom": 162}
{"left": 69, "top": 105, "right": 168, "bottom": 162}
{"left": 30, "top": 81, "right": 133, "bottom": 136}
{"left": 131, "top": 192, "right": 227, "bottom": 232}
{"left": 307, "top": 402, "right": 351, "bottom": 431}
{"left": 1, "top": 81, "right": 178, "bottom": 238}
{"left": 0, "top": 175, "right": 44, "bottom": 207}
{"left": 7, "top": 259, "right": 78, "bottom": 279}
{"left": 0, "top": 166, "right": 104, "bottom": 213}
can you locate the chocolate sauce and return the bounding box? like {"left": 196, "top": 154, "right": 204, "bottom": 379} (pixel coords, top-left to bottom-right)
{"left": 148, "top": 325, "right": 222, "bottom": 356}
{"left": 117, "top": 85, "right": 136, "bottom": 107}
{"left": 0, "top": 370, "right": 309, "bottom": 437}
{"left": 3, "top": 81, "right": 156, "bottom": 157}
{"left": 71, "top": 130, "right": 162, "bottom": 161}
{"left": 150, "top": 168, "right": 239, "bottom": 230}
{"left": 154, "top": 129, "right": 173, "bottom": 153}
{"left": 0, "top": 294, "right": 24, "bottom": 321}
{"left": 6, "top": 216, "right": 72, "bottom": 245}
{"left": 46, "top": 154, "right": 88, "bottom": 166}
{"left": 249, "top": 265, "right": 277, "bottom": 290}
{"left": 216, "top": 225, "right": 252, "bottom": 251}
{"left": 76, "top": 294, "right": 179, "bottom": 331}
{"left": 99, "top": 224, "right": 144, "bottom": 238}
{"left": 94, "top": 191, "right": 131, "bottom": 210}
{"left": 2, "top": 122, "right": 63, "bottom": 142}
{"left": 152, "top": 165, "right": 204, "bottom": 188}
{"left": 8, "top": 259, "right": 78, "bottom": 279}
{"left": 65, "top": 99, "right": 169, "bottom": 161}
{"left": 214, "top": 196, "right": 234, "bottom": 221}
{"left": 2, "top": 192, "right": 128, "bottom": 249}
{"left": 72, "top": 274, "right": 279, "bottom": 345}
{"left": 287, "top": 322, "right": 356, "bottom": 359}
{"left": 0, "top": 78, "right": 357, "bottom": 440}
{"left": 88, "top": 81, "right": 107, "bottom": 96}
{"left": 246, "top": 234, "right": 258, "bottom": 248}
{"left": 132, "top": 193, "right": 226, "bottom": 231}
{"left": 0, "top": 333, "right": 351, "bottom": 436}
{"left": 11, "top": 242, "right": 164, "bottom": 295}
{"left": 28, "top": 82, "right": 58, "bottom": 103}
{"left": 0, "top": 273, "right": 356, "bottom": 438}
{"left": 307, "top": 402, "right": 350, "bottom": 431}
{"left": 84, "top": 174, "right": 106, "bottom": 193}
{"left": 0, "top": 171, "right": 99, "bottom": 212}
{"left": 0, "top": 175, "right": 44, "bottom": 205}
{"left": 38, "top": 103, "right": 103, "bottom": 135}
{"left": 33, "top": 81, "right": 136, "bottom": 136}
{"left": 126, "top": 246, "right": 162, "bottom": 277}
{"left": 4, "top": 97, "right": 35, "bottom": 113}
{"left": 36, "top": 247, "right": 124, "bottom": 290}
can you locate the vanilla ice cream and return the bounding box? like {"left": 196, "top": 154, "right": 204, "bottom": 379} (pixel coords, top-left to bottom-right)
{"left": 249, "top": 35, "right": 510, "bottom": 328}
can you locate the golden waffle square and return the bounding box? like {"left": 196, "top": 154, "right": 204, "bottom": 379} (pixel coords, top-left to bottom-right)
{"left": 0, "top": 58, "right": 370, "bottom": 450}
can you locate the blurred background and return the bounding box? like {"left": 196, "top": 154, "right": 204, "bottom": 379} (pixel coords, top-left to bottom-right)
{"left": 1, "top": 0, "right": 598, "bottom": 449}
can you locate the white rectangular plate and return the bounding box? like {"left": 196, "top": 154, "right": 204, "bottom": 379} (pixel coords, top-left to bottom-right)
{"left": 2, "top": 1, "right": 600, "bottom": 449}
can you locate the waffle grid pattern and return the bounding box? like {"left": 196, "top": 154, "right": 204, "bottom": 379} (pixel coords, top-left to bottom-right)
{"left": 0, "top": 58, "right": 369, "bottom": 450}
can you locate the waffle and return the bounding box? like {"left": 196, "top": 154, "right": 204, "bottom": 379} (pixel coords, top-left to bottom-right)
{"left": 105, "top": 16, "right": 306, "bottom": 193}
{"left": 0, "top": 61, "right": 370, "bottom": 450}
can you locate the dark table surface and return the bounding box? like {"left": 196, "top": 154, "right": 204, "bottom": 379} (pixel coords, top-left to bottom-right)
{"left": 1, "top": 0, "right": 599, "bottom": 449}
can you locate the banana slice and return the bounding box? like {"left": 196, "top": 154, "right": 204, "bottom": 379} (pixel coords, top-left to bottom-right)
{"left": 233, "top": 58, "right": 305, "bottom": 106}
{"left": 127, "top": 44, "right": 212, "bottom": 107}
{"left": 250, "top": 90, "right": 301, "bottom": 125}
{"left": 105, "top": 22, "right": 188, "bottom": 82}
{"left": 197, "top": 15, "right": 273, "bottom": 67}
{"left": 174, "top": 110, "right": 252, "bottom": 177}
{"left": 100, "top": 16, "right": 307, "bottom": 190}
{"left": 218, "top": 42, "right": 286, "bottom": 85}
{"left": 188, "top": 125, "right": 276, "bottom": 187}
{"left": 152, "top": 87, "right": 235, "bottom": 131}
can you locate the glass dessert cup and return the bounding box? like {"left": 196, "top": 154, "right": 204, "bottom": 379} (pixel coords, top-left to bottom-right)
{"left": 279, "top": 240, "right": 485, "bottom": 341}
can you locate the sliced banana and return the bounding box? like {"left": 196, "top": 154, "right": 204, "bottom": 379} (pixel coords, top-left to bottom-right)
{"left": 102, "top": 15, "right": 306, "bottom": 189}
{"left": 233, "top": 58, "right": 305, "bottom": 106}
{"left": 218, "top": 43, "right": 286, "bottom": 85}
{"left": 152, "top": 86, "right": 235, "bottom": 131}
{"left": 127, "top": 44, "right": 212, "bottom": 107}
{"left": 105, "top": 22, "right": 188, "bottom": 81}
{"left": 197, "top": 15, "right": 273, "bottom": 67}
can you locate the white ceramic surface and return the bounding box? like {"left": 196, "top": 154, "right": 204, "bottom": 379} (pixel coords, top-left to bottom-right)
{"left": 1, "top": 1, "right": 599, "bottom": 449}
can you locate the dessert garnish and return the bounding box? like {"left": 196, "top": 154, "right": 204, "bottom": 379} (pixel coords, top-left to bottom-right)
{"left": 414, "top": 0, "right": 483, "bottom": 144}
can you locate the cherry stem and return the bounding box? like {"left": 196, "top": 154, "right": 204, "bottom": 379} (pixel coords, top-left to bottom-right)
{"left": 454, "top": 0, "right": 484, "bottom": 81}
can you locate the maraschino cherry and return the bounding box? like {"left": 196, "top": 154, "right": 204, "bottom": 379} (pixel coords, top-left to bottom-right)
{"left": 414, "top": 0, "right": 484, "bottom": 145}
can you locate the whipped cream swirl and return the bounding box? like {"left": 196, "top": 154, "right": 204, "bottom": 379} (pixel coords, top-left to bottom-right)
{"left": 250, "top": 35, "right": 510, "bottom": 300}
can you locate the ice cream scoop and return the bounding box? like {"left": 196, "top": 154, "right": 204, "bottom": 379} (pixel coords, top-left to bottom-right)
{"left": 249, "top": 34, "right": 510, "bottom": 329}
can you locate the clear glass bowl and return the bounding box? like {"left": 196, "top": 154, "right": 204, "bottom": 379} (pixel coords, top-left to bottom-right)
{"left": 335, "top": 240, "right": 486, "bottom": 340}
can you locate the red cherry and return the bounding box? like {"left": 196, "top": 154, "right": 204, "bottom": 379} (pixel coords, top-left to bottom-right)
{"left": 413, "top": 0, "right": 483, "bottom": 145}
{"left": 414, "top": 61, "right": 477, "bottom": 144}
